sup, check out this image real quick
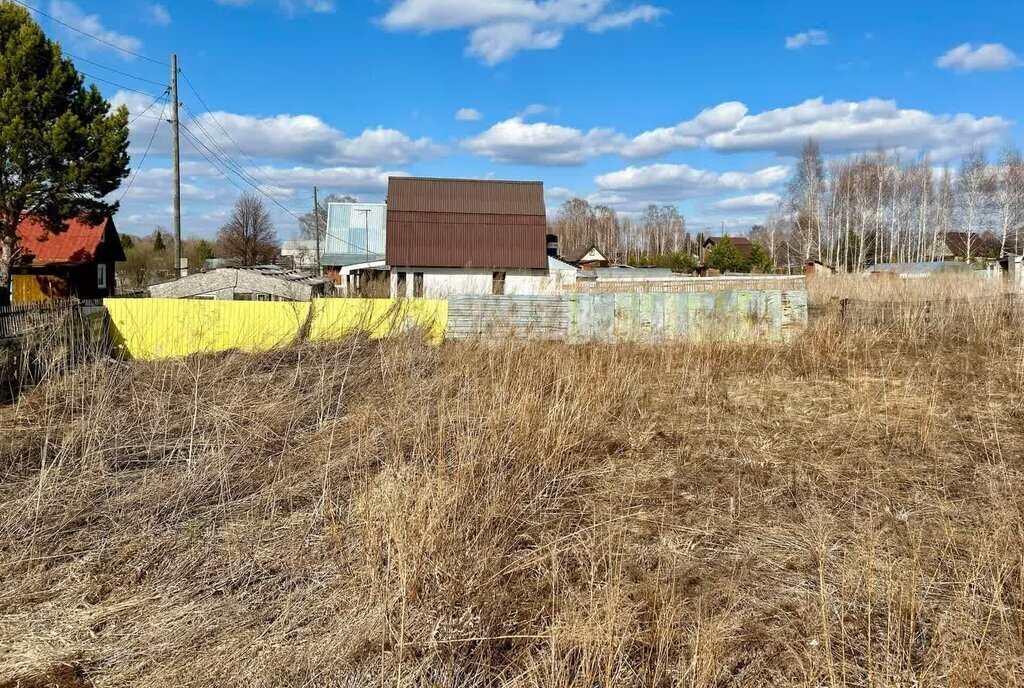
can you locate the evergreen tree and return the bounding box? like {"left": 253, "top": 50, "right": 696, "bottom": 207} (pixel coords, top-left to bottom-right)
{"left": 748, "top": 243, "right": 774, "bottom": 273}
{"left": 0, "top": 3, "right": 130, "bottom": 304}
{"left": 705, "top": 238, "right": 748, "bottom": 273}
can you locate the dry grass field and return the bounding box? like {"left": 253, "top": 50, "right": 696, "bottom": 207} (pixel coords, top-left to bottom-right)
{"left": 2, "top": 276, "right": 1024, "bottom": 686}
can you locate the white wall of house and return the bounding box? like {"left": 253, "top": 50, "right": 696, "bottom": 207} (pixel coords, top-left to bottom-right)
{"left": 391, "top": 269, "right": 492, "bottom": 298}
{"left": 389, "top": 258, "right": 577, "bottom": 298}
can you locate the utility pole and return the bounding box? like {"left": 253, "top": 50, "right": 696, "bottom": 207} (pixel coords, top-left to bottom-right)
{"left": 170, "top": 54, "right": 182, "bottom": 279}
{"left": 313, "top": 186, "right": 321, "bottom": 275}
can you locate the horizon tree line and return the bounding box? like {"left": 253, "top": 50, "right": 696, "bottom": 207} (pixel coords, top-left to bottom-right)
{"left": 765, "top": 140, "right": 1024, "bottom": 272}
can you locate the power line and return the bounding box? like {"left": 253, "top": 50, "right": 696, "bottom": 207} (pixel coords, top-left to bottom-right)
{"left": 180, "top": 125, "right": 376, "bottom": 256}
{"left": 65, "top": 52, "right": 167, "bottom": 87}
{"left": 177, "top": 69, "right": 283, "bottom": 192}
{"left": 9, "top": 0, "right": 168, "bottom": 66}
{"left": 178, "top": 100, "right": 269, "bottom": 194}
{"left": 80, "top": 70, "right": 166, "bottom": 98}
{"left": 119, "top": 99, "right": 168, "bottom": 202}
{"left": 175, "top": 75, "right": 378, "bottom": 256}
{"left": 179, "top": 124, "right": 304, "bottom": 219}
{"left": 124, "top": 89, "right": 170, "bottom": 126}
{"left": 178, "top": 126, "right": 252, "bottom": 199}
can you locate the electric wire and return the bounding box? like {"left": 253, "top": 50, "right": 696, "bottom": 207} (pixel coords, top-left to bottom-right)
{"left": 9, "top": 0, "right": 168, "bottom": 66}
{"left": 119, "top": 99, "right": 168, "bottom": 202}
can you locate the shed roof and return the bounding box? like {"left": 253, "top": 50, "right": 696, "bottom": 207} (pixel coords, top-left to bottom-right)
{"left": 16, "top": 215, "right": 122, "bottom": 266}
{"left": 703, "top": 236, "right": 753, "bottom": 246}
{"left": 562, "top": 245, "right": 607, "bottom": 263}
{"left": 148, "top": 266, "right": 331, "bottom": 301}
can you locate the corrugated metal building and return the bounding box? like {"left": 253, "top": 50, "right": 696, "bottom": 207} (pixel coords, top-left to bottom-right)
{"left": 384, "top": 176, "right": 561, "bottom": 298}
{"left": 386, "top": 177, "right": 547, "bottom": 270}
{"left": 322, "top": 202, "right": 387, "bottom": 268}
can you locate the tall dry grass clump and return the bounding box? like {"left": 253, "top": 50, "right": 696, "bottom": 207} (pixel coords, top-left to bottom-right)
{"left": 2, "top": 281, "right": 1024, "bottom": 686}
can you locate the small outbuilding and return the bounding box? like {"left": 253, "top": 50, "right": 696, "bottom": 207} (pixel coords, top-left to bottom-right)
{"left": 148, "top": 265, "right": 331, "bottom": 301}
{"left": 280, "top": 239, "right": 319, "bottom": 271}
{"left": 12, "top": 215, "right": 125, "bottom": 304}
{"left": 701, "top": 236, "right": 754, "bottom": 263}
{"left": 562, "top": 245, "right": 610, "bottom": 270}
{"left": 805, "top": 260, "right": 835, "bottom": 277}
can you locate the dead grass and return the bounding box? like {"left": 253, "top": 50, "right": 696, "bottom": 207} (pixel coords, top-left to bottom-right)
{"left": 2, "top": 280, "right": 1024, "bottom": 686}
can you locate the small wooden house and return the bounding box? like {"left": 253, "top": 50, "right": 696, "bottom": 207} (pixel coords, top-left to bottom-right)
{"left": 563, "top": 245, "right": 609, "bottom": 270}
{"left": 805, "top": 260, "right": 835, "bottom": 277}
{"left": 13, "top": 215, "right": 125, "bottom": 304}
{"left": 701, "top": 236, "right": 754, "bottom": 263}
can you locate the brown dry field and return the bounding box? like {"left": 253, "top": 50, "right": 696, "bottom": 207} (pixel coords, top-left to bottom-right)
{"left": 1, "top": 275, "right": 1023, "bottom": 687}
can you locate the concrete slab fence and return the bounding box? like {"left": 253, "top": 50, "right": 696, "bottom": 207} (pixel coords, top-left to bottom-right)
{"left": 103, "top": 285, "right": 808, "bottom": 360}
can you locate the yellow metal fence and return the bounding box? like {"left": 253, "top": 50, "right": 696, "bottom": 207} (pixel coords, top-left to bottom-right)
{"left": 104, "top": 298, "right": 448, "bottom": 360}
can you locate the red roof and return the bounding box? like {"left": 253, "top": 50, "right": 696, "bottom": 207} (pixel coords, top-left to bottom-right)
{"left": 15, "top": 216, "right": 112, "bottom": 267}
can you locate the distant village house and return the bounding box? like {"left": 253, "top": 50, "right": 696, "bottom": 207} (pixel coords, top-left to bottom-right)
{"left": 701, "top": 236, "right": 754, "bottom": 263}
{"left": 385, "top": 177, "right": 576, "bottom": 298}
{"left": 562, "top": 245, "right": 610, "bottom": 270}
{"left": 321, "top": 202, "right": 388, "bottom": 297}
{"left": 279, "top": 239, "right": 319, "bottom": 271}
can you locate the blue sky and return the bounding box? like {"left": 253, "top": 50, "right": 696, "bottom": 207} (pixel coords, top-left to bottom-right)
{"left": 23, "top": 0, "right": 1024, "bottom": 239}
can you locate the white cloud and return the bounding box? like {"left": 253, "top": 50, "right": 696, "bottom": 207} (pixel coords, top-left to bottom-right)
{"left": 48, "top": 0, "right": 143, "bottom": 57}
{"left": 193, "top": 114, "right": 443, "bottom": 165}
{"left": 463, "top": 116, "right": 626, "bottom": 165}
{"left": 456, "top": 107, "right": 483, "bottom": 121}
{"left": 596, "top": 164, "right": 789, "bottom": 196}
{"left": 710, "top": 193, "right": 782, "bottom": 211}
{"left": 587, "top": 5, "right": 666, "bottom": 33}
{"left": 380, "top": 0, "right": 666, "bottom": 64}
{"left": 147, "top": 3, "right": 172, "bottom": 25}
{"left": 546, "top": 186, "right": 576, "bottom": 202}
{"left": 464, "top": 97, "right": 1010, "bottom": 165}
{"left": 590, "top": 163, "right": 790, "bottom": 211}
{"left": 936, "top": 43, "right": 1022, "bottom": 73}
{"left": 115, "top": 163, "right": 399, "bottom": 237}
{"left": 785, "top": 29, "right": 829, "bottom": 50}
{"left": 622, "top": 101, "right": 747, "bottom": 158}
{"left": 110, "top": 93, "right": 445, "bottom": 166}
{"left": 213, "top": 0, "right": 336, "bottom": 14}
{"left": 702, "top": 97, "right": 1010, "bottom": 157}
{"left": 467, "top": 22, "right": 563, "bottom": 65}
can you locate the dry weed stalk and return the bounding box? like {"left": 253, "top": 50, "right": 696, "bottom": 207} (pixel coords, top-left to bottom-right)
{"left": 1, "top": 277, "right": 1023, "bottom": 686}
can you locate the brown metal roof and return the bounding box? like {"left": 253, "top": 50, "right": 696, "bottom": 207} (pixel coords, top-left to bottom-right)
{"left": 387, "top": 177, "right": 545, "bottom": 215}
{"left": 386, "top": 177, "right": 548, "bottom": 269}
{"left": 562, "top": 244, "right": 606, "bottom": 263}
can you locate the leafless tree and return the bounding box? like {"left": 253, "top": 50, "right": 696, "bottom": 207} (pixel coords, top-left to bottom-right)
{"left": 551, "top": 198, "right": 694, "bottom": 263}
{"left": 997, "top": 146, "right": 1024, "bottom": 255}
{"left": 216, "top": 194, "right": 279, "bottom": 266}
{"left": 956, "top": 150, "right": 997, "bottom": 261}
{"left": 787, "top": 140, "right": 826, "bottom": 261}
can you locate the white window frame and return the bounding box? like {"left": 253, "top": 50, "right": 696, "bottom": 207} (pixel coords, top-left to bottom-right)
{"left": 97, "top": 262, "right": 107, "bottom": 289}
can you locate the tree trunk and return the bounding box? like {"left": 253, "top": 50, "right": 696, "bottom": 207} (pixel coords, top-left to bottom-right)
{"left": 0, "top": 233, "right": 13, "bottom": 307}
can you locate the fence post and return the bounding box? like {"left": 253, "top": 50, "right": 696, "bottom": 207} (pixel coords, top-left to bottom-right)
{"left": 839, "top": 298, "right": 849, "bottom": 326}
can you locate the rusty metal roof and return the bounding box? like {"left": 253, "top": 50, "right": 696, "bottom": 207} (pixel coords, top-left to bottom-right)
{"left": 387, "top": 177, "right": 545, "bottom": 215}
{"left": 386, "top": 177, "right": 548, "bottom": 269}
{"left": 15, "top": 215, "right": 123, "bottom": 266}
